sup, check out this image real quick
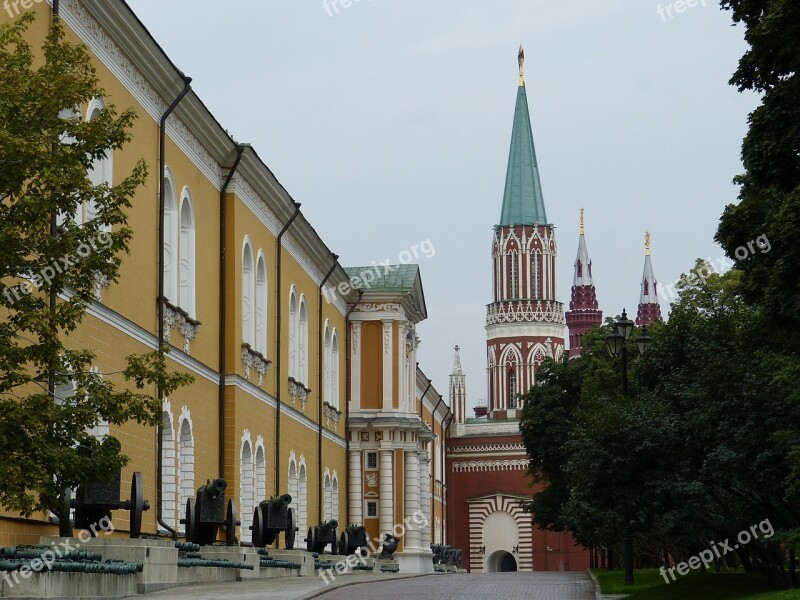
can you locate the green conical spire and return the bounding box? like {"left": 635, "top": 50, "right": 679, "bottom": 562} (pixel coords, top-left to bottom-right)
{"left": 499, "top": 46, "right": 548, "bottom": 227}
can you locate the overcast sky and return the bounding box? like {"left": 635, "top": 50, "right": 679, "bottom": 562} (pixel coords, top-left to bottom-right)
{"left": 127, "top": 0, "right": 758, "bottom": 413}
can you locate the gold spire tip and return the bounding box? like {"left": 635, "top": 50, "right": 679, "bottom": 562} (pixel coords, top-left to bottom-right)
{"left": 579, "top": 208, "right": 585, "bottom": 235}
{"left": 645, "top": 231, "right": 651, "bottom": 256}
{"left": 518, "top": 44, "right": 525, "bottom": 86}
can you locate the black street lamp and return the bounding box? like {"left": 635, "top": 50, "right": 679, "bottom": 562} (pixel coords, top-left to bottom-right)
{"left": 605, "top": 309, "right": 651, "bottom": 586}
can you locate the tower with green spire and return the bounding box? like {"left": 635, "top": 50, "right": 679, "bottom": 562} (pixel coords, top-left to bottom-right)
{"left": 485, "top": 47, "right": 565, "bottom": 419}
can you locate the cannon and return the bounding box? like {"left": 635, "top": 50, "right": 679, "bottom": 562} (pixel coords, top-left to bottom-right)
{"left": 250, "top": 494, "right": 297, "bottom": 549}
{"left": 430, "top": 544, "right": 446, "bottom": 564}
{"left": 180, "top": 478, "right": 239, "bottom": 546}
{"left": 306, "top": 519, "right": 339, "bottom": 554}
{"left": 443, "top": 547, "right": 462, "bottom": 568}
{"left": 378, "top": 533, "right": 399, "bottom": 559}
{"left": 61, "top": 468, "right": 149, "bottom": 539}
{"left": 339, "top": 524, "right": 369, "bottom": 556}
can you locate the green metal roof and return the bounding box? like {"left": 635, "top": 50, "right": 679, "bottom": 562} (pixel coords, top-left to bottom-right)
{"left": 344, "top": 264, "right": 419, "bottom": 292}
{"left": 499, "top": 83, "right": 548, "bottom": 227}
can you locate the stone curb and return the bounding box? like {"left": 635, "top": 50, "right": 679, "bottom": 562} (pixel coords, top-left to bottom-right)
{"left": 586, "top": 569, "right": 631, "bottom": 600}
{"left": 299, "top": 573, "right": 441, "bottom": 600}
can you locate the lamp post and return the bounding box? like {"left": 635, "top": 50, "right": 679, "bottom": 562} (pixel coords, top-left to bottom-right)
{"left": 605, "top": 309, "right": 651, "bottom": 586}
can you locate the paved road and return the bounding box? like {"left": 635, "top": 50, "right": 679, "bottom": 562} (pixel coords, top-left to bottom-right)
{"left": 313, "top": 573, "right": 596, "bottom": 600}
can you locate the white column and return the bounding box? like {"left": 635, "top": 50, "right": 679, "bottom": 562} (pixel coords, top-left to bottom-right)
{"left": 382, "top": 320, "right": 393, "bottom": 411}
{"left": 348, "top": 448, "right": 363, "bottom": 526}
{"left": 403, "top": 449, "right": 421, "bottom": 550}
{"left": 351, "top": 322, "right": 361, "bottom": 409}
{"left": 379, "top": 447, "right": 394, "bottom": 536}
{"left": 398, "top": 323, "right": 406, "bottom": 411}
{"left": 418, "top": 451, "right": 431, "bottom": 550}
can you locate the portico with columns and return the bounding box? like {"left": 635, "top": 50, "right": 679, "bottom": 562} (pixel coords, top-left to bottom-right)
{"left": 344, "top": 264, "right": 449, "bottom": 573}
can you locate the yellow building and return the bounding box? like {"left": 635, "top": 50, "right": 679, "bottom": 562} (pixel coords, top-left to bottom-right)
{"left": 1, "top": 0, "right": 354, "bottom": 548}
{"left": 344, "top": 265, "right": 451, "bottom": 573}
{"left": 1, "top": 1, "right": 452, "bottom": 572}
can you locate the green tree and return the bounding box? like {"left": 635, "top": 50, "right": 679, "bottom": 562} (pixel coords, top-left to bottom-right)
{"left": 0, "top": 13, "right": 192, "bottom": 517}
{"left": 716, "top": 0, "right": 800, "bottom": 336}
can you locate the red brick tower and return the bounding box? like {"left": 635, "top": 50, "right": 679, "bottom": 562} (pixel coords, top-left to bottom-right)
{"left": 564, "top": 209, "right": 602, "bottom": 357}
{"left": 636, "top": 231, "right": 662, "bottom": 327}
{"left": 447, "top": 48, "right": 588, "bottom": 575}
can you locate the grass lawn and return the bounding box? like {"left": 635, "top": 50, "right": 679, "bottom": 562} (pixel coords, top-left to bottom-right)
{"left": 591, "top": 569, "right": 800, "bottom": 599}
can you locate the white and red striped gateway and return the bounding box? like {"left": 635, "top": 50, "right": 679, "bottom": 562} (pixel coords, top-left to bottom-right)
{"left": 445, "top": 48, "right": 590, "bottom": 573}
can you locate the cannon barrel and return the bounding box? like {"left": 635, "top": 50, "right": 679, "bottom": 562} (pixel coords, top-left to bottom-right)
{"left": 201, "top": 478, "right": 227, "bottom": 497}
{"left": 319, "top": 519, "right": 338, "bottom": 532}
{"left": 266, "top": 494, "right": 292, "bottom": 508}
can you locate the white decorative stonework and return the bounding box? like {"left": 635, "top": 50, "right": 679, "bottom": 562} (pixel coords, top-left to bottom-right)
{"left": 353, "top": 303, "right": 402, "bottom": 313}
{"left": 241, "top": 343, "right": 271, "bottom": 386}
{"left": 451, "top": 443, "right": 526, "bottom": 454}
{"left": 452, "top": 459, "right": 528, "bottom": 473}
{"left": 288, "top": 377, "right": 311, "bottom": 412}
{"left": 323, "top": 402, "right": 341, "bottom": 432}
{"left": 177, "top": 318, "right": 200, "bottom": 354}
{"left": 365, "top": 472, "right": 379, "bottom": 487}
{"left": 92, "top": 272, "right": 110, "bottom": 301}
{"left": 162, "top": 300, "right": 200, "bottom": 353}
{"left": 383, "top": 325, "right": 392, "bottom": 355}
{"left": 486, "top": 300, "right": 566, "bottom": 326}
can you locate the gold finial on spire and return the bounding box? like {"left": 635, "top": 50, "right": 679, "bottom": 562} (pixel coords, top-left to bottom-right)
{"left": 518, "top": 44, "right": 525, "bottom": 86}
{"left": 580, "top": 208, "right": 585, "bottom": 235}
{"left": 645, "top": 230, "right": 651, "bottom": 256}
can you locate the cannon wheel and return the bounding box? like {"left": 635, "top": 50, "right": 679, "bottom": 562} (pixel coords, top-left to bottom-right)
{"left": 58, "top": 488, "right": 73, "bottom": 538}
{"left": 331, "top": 528, "right": 338, "bottom": 555}
{"left": 285, "top": 507, "right": 296, "bottom": 550}
{"left": 225, "top": 499, "right": 238, "bottom": 546}
{"left": 183, "top": 498, "right": 195, "bottom": 543}
{"left": 306, "top": 526, "right": 317, "bottom": 553}
{"left": 251, "top": 504, "right": 264, "bottom": 547}
{"left": 339, "top": 531, "right": 350, "bottom": 556}
{"left": 129, "top": 472, "right": 145, "bottom": 539}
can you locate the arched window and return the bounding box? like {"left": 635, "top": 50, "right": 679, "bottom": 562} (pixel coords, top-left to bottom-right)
{"left": 178, "top": 190, "right": 196, "bottom": 317}
{"left": 255, "top": 254, "right": 267, "bottom": 354}
{"left": 178, "top": 412, "right": 195, "bottom": 533}
{"left": 240, "top": 435, "right": 254, "bottom": 536}
{"left": 331, "top": 473, "right": 339, "bottom": 522}
{"left": 323, "top": 323, "right": 332, "bottom": 404}
{"left": 508, "top": 252, "right": 518, "bottom": 299}
{"left": 298, "top": 297, "right": 308, "bottom": 384}
{"left": 254, "top": 441, "right": 266, "bottom": 505}
{"left": 577, "top": 260, "right": 582, "bottom": 279}
{"left": 288, "top": 288, "right": 298, "bottom": 379}
{"left": 288, "top": 453, "right": 302, "bottom": 539}
{"left": 330, "top": 330, "right": 339, "bottom": 410}
{"left": 508, "top": 370, "right": 517, "bottom": 408}
{"left": 324, "top": 471, "right": 332, "bottom": 521}
{"left": 298, "top": 461, "right": 308, "bottom": 537}
{"left": 162, "top": 168, "right": 178, "bottom": 303}
{"left": 242, "top": 241, "right": 254, "bottom": 346}
{"left": 161, "top": 403, "right": 178, "bottom": 531}
{"left": 531, "top": 252, "right": 540, "bottom": 299}
{"left": 84, "top": 98, "right": 112, "bottom": 226}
